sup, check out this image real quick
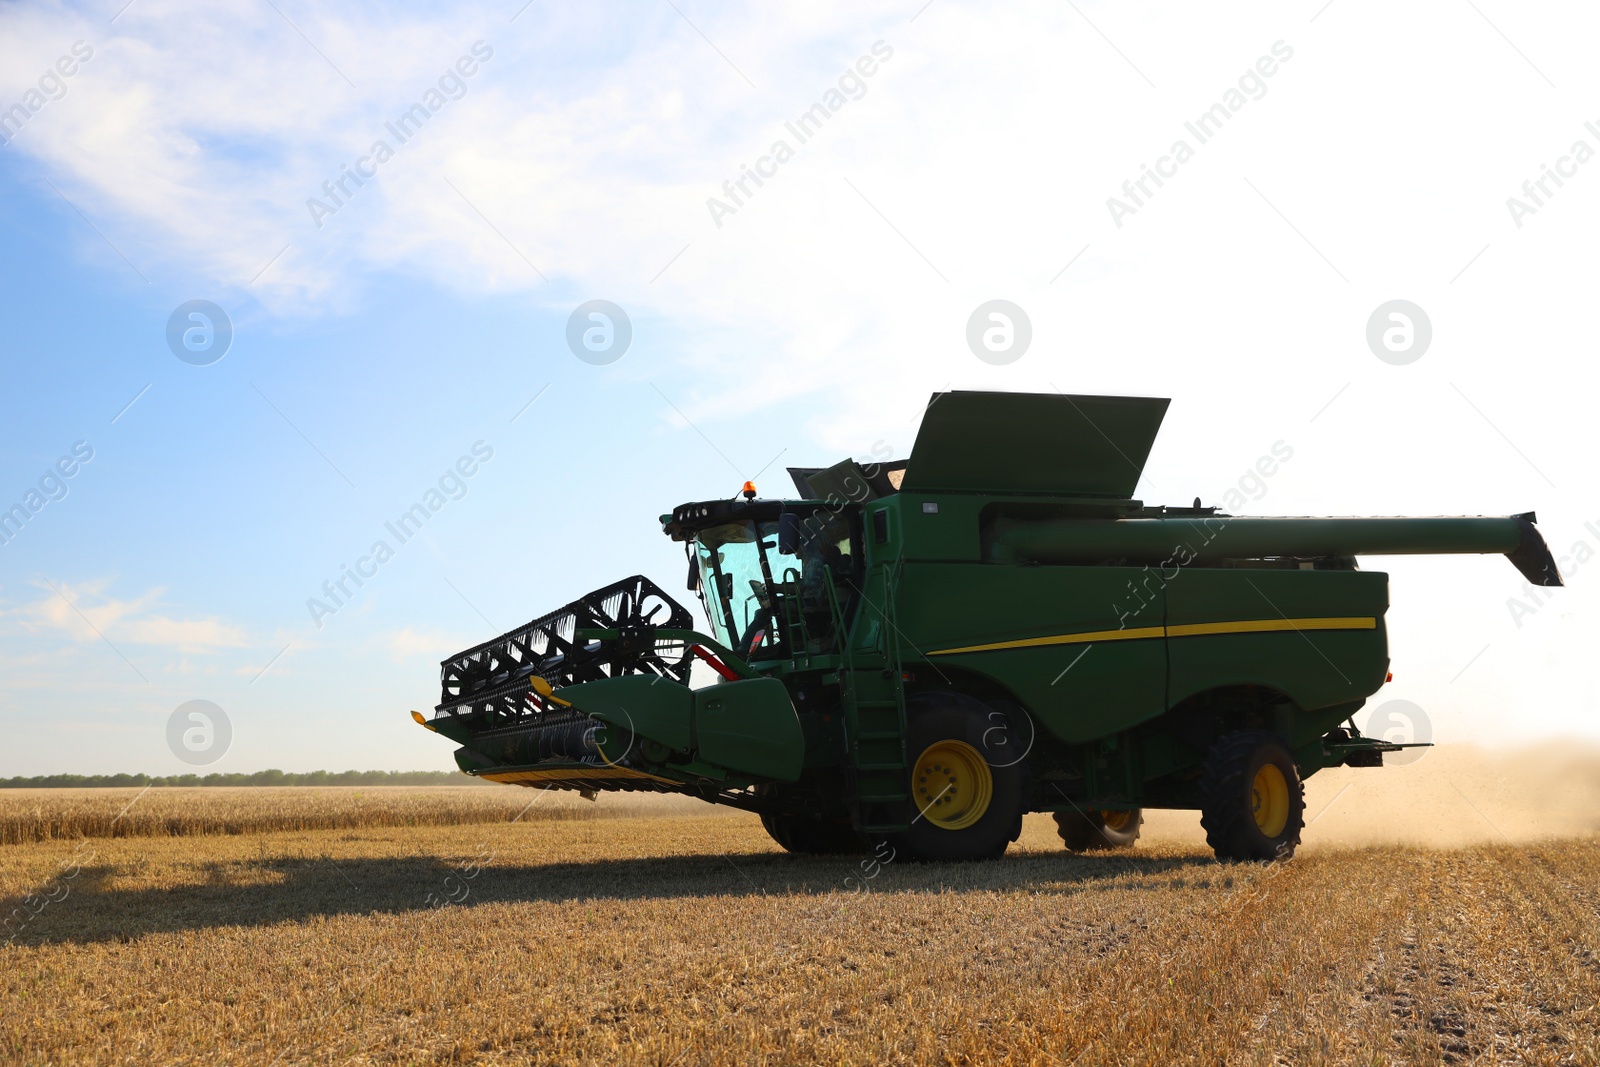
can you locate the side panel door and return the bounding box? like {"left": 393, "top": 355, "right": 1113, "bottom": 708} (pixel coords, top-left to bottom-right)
{"left": 896, "top": 563, "right": 1166, "bottom": 744}
{"left": 1165, "top": 568, "right": 1390, "bottom": 714}
{"left": 694, "top": 677, "right": 805, "bottom": 781}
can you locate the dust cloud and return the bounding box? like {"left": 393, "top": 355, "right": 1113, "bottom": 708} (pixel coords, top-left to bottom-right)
{"left": 1133, "top": 742, "right": 1600, "bottom": 851}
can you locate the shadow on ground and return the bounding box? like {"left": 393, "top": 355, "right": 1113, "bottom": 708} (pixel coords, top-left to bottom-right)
{"left": 6, "top": 847, "right": 1221, "bottom": 946}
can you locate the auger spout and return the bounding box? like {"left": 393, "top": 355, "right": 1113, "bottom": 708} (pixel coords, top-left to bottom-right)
{"left": 989, "top": 513, "right": 1563, "bottom": 586}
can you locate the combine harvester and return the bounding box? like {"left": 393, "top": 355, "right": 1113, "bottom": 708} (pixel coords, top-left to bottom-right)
{"left": 413, "top": 392, "right": 1562, "bottom": 862}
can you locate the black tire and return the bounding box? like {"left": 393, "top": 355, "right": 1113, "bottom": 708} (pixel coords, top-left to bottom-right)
{"left": 894, "top": 693, "right": 1026, "bottom": 862}
{"left": 757, "top": 784, "right": 865, "bottom": 854}
{"left": 1199, "top": 730, "right": 1305, "bottom": 862}
{"left": 1054, "top": 807, "right": 1144, "bottom": 851}
{"left": 759, "top": 810, "right": 865, "bottom": 854}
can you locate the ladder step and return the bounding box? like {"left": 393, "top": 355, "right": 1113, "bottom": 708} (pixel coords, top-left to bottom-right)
{"left": 842, "top": 609, "right": 908, "bottom": 828}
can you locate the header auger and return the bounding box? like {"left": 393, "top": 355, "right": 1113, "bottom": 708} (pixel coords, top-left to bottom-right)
{"left": 414, "top": 391, "right": 1561, "bottom": 862}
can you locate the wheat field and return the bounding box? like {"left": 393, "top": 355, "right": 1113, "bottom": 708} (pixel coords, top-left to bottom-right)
{"left": 2, "top": 747, "right": 1598, "bottom": 1065}
{"left": 0, "top": 785, "right": 684, "bottom": 846}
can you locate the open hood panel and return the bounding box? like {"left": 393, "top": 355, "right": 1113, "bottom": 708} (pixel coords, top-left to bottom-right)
{"left": 900, "top": 391, "right": 1170, "bottom": 497}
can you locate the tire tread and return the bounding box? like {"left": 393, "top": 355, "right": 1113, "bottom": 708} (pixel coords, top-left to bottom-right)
{"left": 1199, "top": 730, "right": 1305, "bottom": 862}
{"left": 1054, "top": 809, "right": 1143, "bottom": 851}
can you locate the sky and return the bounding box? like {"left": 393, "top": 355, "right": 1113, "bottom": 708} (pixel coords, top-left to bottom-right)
{"left": 0, "top": 0, "right": 1594, "bottom": 776}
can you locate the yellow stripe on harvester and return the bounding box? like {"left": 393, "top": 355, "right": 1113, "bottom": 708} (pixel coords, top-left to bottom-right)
{"left": 928, "top": 616, "right": 1375, "bottom": 657}
{"left": 928, "top": 626, "right": 1165, "bottom": 657}
{"left": 1165, "top": 616, "right": 1376, "bottom": 638}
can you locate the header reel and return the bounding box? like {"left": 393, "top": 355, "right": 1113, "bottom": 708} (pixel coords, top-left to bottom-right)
{"left": 435, "top": 574, "right": 694, "bottom": 727}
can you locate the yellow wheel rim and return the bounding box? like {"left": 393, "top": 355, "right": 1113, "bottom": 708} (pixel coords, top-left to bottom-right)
{"left": 1252, "top": 763, "right": 1290, "bottom": 838}
{"left": 912, "top": 740, "right": 993, "bottom": 831}
{"left": 1101, "top": 810, "right": 1133, "bottom": 832}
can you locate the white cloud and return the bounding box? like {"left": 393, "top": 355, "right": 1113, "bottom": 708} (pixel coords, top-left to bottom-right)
{"left": 382, "top": 624, "right": 455, "bottom": 662}
{"left": 5, "top": 1, "right": 1129, "bottom": 416}
{"left": 15, "top": 579, "right": 249, "bottom": 653}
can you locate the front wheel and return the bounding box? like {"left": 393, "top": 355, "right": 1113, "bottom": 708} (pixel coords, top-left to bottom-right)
{"left": 894, "top": 693, "right": 1026, "bottom": 862}
{"left": 760, "top": 811, "right": 865, "bottom": 854}
{"left": 1054, "top": 807, "right": 1144, "bottom": 851}
{"left": 1199, "top": 731, "right": 1305, "bottom": 862}
{"left": 757, "top": 785, "right": 864, "bottom": 854}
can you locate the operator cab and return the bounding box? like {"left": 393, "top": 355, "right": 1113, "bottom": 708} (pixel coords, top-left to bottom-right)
{"left": 662, "top": 496, "right": 861, "bottom": 660}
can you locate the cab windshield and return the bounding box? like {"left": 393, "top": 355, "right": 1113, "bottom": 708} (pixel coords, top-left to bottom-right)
{"left": 694, "top": 521, "right": 794, "bottom": 653}
{"left": 692, "top": 511, "right": 856, "bottom": 657}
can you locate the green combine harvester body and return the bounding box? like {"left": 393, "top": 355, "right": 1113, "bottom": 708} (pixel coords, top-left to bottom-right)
{"left": 416, "top": 392, "right": 1562, "bottom": 862}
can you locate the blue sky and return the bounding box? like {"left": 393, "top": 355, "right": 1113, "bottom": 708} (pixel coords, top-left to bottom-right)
{"left": 2, "top": 0, "right": 1596, "bottom": 774}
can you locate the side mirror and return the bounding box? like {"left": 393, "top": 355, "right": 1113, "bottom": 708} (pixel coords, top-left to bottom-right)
{"left": 778, "top": 513, "right": 802, "bottom": 555}
{"left": 686, "top": 555, "right": 700, "bottom": 593}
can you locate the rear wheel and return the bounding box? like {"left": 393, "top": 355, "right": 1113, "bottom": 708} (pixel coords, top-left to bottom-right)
{"left": 1199, "top": 730, "right": 1305, "bottom": 862}
{"left": 1054, "top": 807, "right": 1144, "bottom": 851}
{"left": 895, "top": 693, "right": 1025, "bottom": 862}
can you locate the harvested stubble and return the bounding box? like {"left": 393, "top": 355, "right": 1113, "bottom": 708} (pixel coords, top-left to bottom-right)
{"left": 1, "top": 797, "right": 1598, "bottom": 1066}
{"left": 0, "top": 786, "right": 699, "bottom": 846}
